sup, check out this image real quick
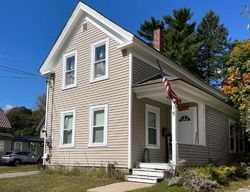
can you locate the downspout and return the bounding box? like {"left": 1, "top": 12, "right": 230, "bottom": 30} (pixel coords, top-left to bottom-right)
{"left": 128, "top": 52, "right": 133, "bottom": 169}
{"left": 43, "top": 77, "right": 50, "bottom": 165}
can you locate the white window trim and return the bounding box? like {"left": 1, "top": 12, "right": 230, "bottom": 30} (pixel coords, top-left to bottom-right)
{"left": 60, "top": 110, "right": 76, "bottom": 148}
{"left": 145, "top": 104, "right": 160, "bottom": 149}
{"left": 14, "top": 142, "right": 22, "bottom": 151}
{"left": 197, "top": 103, "right": 206, "bottom": 146}
{"left": 62, "top": 50, "right": 77, "bottom": 90}
{"left": 0, "top": 140, "right": 4, "bottom": 152}
{"left": 89, "top": 104, "right": 108, "bottom": 147}
{"left": 90, "top": 38, "right": 109, "bottom": 82}
{"left": 229, "top": 119, "right": 237, "bottom": 153}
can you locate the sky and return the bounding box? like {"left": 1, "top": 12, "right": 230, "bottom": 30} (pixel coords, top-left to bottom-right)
{"left": 0, "top": 0, "right": 249, "bottom": 111}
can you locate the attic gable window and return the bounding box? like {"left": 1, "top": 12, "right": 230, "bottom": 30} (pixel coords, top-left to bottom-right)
{"left": 91, "top": 38, "right": 109, "bottom": 82}
{"left": 62, "top": 50, "right": 77, "bottom": 89}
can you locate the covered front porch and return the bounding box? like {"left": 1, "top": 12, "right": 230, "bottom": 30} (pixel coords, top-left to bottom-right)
{"left": 131, "top": 75, "right": 207, "bottom": 167}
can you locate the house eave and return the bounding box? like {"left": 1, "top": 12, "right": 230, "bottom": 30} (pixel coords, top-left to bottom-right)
{"left": 133, "top": 80, "right": 239, "bottom": 119}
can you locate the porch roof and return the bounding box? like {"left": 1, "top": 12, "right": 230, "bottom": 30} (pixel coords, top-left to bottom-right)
{"left": 133, "top": 74, "right": 239, "bottom": 118}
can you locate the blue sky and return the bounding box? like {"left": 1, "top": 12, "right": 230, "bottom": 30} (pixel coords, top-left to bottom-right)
{"left": 0, "top": 0, "right": 249, "bottom": 110}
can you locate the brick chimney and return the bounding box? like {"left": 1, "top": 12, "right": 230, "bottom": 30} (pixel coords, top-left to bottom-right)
{"left": 153, "top": 28, "right": 164, "bottom": 52}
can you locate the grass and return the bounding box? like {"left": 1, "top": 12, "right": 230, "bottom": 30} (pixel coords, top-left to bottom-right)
{"left": 0, "top": 173, "right": 117, "bottom": 192}
{"left": 0, "top": 165, "right": 38, "bottom": 174}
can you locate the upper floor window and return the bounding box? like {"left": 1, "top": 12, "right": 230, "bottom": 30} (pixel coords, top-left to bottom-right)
{"left": 91, "top": 38, "right": 109, "bottom": 82}
{"left": 62, "top": 50, "right": 77, "bottom": 89}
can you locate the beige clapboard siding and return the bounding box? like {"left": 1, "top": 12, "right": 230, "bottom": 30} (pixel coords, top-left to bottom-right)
{"left": 133, "top": 57, "right": 159, "bottom": 84}
{"left": 178, "top": 105, "right": 235, "bottom": 165}
{"left": 46, "top": 19, "right": 130, "bottom": 168}
{"left": 132, "top": 94, "right": 171, "bottom": 165}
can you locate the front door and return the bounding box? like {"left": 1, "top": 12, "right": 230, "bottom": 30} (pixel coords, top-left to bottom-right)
{"left": 177, "top": 107, "right": 197, "bottom": 144}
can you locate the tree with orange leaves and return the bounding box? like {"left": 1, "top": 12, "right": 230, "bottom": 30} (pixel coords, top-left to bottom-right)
{"left": 222, "top": 39, "right": 250, "bottom": 130}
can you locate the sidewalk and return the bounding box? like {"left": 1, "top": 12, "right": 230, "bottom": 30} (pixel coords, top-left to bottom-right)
{"left": 0, "top": 171, "right": 40, "bottom": 179}
{"left": 87, "top": 182, "right": 153, "bottom": 192}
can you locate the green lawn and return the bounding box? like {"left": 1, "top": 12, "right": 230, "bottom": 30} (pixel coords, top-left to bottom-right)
{"left": 0, "top": 173, "right": 117, "bottom": 192}
{"left": 0, "top": 165, "right": 38, "bottom": 174}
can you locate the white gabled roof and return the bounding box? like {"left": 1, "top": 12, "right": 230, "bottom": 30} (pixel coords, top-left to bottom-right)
{"left": 39, "top": 1, "right": 133, "bottom": 75}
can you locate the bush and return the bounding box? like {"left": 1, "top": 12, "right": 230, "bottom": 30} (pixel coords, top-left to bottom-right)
{"left": 181, "top": 170, "right": 218, "bottom": 192}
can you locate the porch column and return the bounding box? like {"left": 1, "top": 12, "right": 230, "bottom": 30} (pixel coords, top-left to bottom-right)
{"left": 171, "top": 100, "right": 178, "bottom": 166}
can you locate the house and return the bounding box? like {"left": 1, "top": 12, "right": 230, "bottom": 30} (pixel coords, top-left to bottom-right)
{"left": 39, "top": 1, "right": 244, "bottom": 183}
{"left": 12, "top": 135, "right": 43, "bottom": 156}
{"left": 0, "top": 108, "right": 13, "bottom": 158}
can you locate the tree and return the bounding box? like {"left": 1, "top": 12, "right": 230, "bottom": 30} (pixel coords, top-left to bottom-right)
{"left": 221, "top": 40, "right": 250, "bottom": 130}
{"left": 138, "top": 8, "right": 201, "bottom": 76}
{"left": 163, "top": 8, "right": 200, "bottom": 74}
{"left": 197, "top": 10, "right": 231, "bottom": 86}
{"left": 6, "top": 106, "right": 35, "bottom": 136}
{"left": 36, "top": 93, "right": 46, "bottom": 111}
{"left": 5, "top": 94, "right": 46, "bottom": 136}
{"left": 138, "top": 16, "right": 164, "bottom": 45}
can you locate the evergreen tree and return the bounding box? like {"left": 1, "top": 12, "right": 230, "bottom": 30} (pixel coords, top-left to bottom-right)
{"left": 138, "top": 8, "right": 201, "bottom": 76}
{"left": 197, "top": 10, "right": 231, "bottom": 86}
{"left": 138, "top": 16, "right": 164, "bottom": 45}
{"left": 163, "top": 8, "right": 200, "bottom": 74}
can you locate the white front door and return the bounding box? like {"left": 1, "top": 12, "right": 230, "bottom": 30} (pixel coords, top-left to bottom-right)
{"left": 177, "top": 107, "right": 197, "bottom": 144}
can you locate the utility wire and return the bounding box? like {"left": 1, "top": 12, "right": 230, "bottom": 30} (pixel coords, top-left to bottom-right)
{"left": 0, "top": 64, "right": 45, "bottom": 79}
{"left": 0, "top": 75, "right": 44, "bottom": 79}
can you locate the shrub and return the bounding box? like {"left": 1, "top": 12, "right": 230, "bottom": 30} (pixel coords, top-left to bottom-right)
{"left": 181, "top": 170, "right": 218, "bottom": 192}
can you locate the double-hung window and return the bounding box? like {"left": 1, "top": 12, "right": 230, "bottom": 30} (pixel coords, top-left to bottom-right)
{"left": 89, "top": 104, "right": 108, "bottom": 147}
{"left": 229, "top": 119, "right": 236, "bottom": 153}
{"left": 63, "top": 50, "right": 77, "bottom": 89}
{"left": 60, "top": 110, "right": 75, "bottom": 148}
{"left": 91, "top": 38, "right": 109, "bottom": 82}
{"left": 145, "top": 105, "right": 160, "bottom": 149}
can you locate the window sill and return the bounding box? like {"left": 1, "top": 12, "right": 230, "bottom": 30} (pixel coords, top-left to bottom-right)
{"left": 88, "top": 143, "right": 107, "bottom": 148}
{"left": 90, "top": 76, "right": 109, "bottom": 84}
{"left": 177, "top": 142, "right": 206, "bottom": 147}
{"left": 146, "top": 145, "right": 160, "bottom": 150}
{"left": 62, "top": 84, "right": 77, "bottom": 90}
{"left": 59, "top": 144, "right": 75, "bottom": 149}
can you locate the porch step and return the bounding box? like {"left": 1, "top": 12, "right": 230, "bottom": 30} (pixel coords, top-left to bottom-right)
{"left": 139, "top": 162, "right": 172, "bottom": 170}
{"left": 125, "top": 175, "right": 160, "bottom": 184}
{"left": 132, "top": 168, "right": 165, "bottom": 178}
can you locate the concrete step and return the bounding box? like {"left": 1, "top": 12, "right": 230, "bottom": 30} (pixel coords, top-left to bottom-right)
{"left": 126, "top": 175, "right": 160, "bottom": 184}
{"left": 132, "top": 168, "right": 165, "bottom": 178}
{"left": 139, "top": 162, "right": 172, "bottom": 170}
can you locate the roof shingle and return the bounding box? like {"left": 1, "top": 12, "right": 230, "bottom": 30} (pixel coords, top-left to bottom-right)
{"left": 0, "top": 109, "right": 12, "bottom": 129}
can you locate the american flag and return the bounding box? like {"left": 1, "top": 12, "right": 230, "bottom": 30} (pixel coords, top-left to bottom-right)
{"left": 161, "top": 71, "right": 181, "bottom": 105}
